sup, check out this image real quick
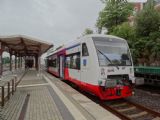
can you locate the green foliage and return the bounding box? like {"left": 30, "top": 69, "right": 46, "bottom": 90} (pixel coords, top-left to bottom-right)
{"left": 96, "top": 0, "right": 133, "bottom": 33}
{"left": 110, "top": 22, "right": 136, "bottom": 47}
{"left": 83, "top": 28, "right": 93, "bottom": 36}
{"left": 2, "top": 57, "right": 10, "bottom": 64}
{"left": 95, "top": 0, "right": 160, "bottom": 65}
{"left": 132, "top": 0, "right": 160, "bottom": 65}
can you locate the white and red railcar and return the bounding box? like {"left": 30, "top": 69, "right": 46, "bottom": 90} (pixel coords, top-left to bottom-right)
{"left": 47, "top": 34, "right": 135, "bottom": 100}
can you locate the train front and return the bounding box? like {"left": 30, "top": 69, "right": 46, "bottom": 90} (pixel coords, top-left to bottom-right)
{"left": 93, "top": 36, "right": 135, "bottom": 100}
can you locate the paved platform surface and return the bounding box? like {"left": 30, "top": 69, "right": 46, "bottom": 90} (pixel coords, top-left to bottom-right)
{"left": 0, "top": 69, "right": 120, "bottom": 120}
{"left": 44, "top": 72, "right": 120, "bottom": 120}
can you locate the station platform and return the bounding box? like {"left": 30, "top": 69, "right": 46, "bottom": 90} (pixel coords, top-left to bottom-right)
{"left": 0, "top": 69, "right": 120, "bottom": 120}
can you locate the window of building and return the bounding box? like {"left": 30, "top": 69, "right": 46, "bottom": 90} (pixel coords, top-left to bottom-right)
{"left": 82, "top": 43, "right": 89, "bottom": 56}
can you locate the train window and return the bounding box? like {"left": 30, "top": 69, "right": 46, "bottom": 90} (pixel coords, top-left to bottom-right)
{"left": 70, "top": 56, "right": 74, "bottom": 68}
{"left": 57, "top": 58, "right": 59, "bottom": 68}
{"left": 65, "top": 57, "right": 70, "bottom": 68}
{"left": 82, "top": 43, "right": 89, "bottom": 56}
{"left": 48, "top": 60, "right": 51, "bottom": 66}
{"left": 48, "top": 60, "right": 54, "bottom": 67}
{"left": 53, "top": 59, "right": 57, "bottom": 67}
{"left": 65, "top": 53, "right": 80, "bottom": 70}
{"left": 76, "top": 54, "right": 80, "bottom": 70}
{"left": 73, "top": 54, "right": 80, "bottom": 70}
{"left": 73, "top": 55, "right": 77, "bottom": 69}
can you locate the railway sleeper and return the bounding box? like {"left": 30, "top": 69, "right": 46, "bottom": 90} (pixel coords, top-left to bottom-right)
{"left": 128, "top": 111, "right": 147, "bottom": 118}
{"left": 110, "top": 103, "right": 127, "bottom": 107}
{"left": 117, "top": 106, "right": 136, "bottom": 112}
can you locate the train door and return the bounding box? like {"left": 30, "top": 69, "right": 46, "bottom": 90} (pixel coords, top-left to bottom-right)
{"left": 81, "top": 42, "right": 89, "bottom": 84}
{"left": 59, "top": 55, "right": 65, "bottom": 78}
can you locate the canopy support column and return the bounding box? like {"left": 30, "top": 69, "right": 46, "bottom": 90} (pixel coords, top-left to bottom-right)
{"left": 24, "top": 56, "right": 26, "bottom": 70}
{"left": 18, "top": 56, "right": 20, "bottom": 68}
{"left": 10, "top": 53, "right": 12, "bottom": 71}
{"left": 20, "top": 57, "right": 22, "bottom": 69}
{"left": 35, "top": 56, "right": 38, "bottom": 71}
{"left": 19, "top": 56, "right": 21, "bottom": 68}
{"left": 35, "top": 55, "right": 40, "bottom": 71}
{"left": 0, "top": 42, "right": 3, "bottom": 76}
{"left": 15, "top": 55, "right": 17, "bottom": 70}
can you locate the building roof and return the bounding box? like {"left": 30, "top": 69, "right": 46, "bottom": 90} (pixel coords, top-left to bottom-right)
{"left": 0, "top": 35, "right": 53, "bottom": 56}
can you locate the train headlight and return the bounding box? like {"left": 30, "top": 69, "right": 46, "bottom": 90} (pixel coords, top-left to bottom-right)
{"left": 98, "top": 78, "right": 106, "bottom": 86}
{"left": 98, "top": 80, "right": 103, "bottom": 85}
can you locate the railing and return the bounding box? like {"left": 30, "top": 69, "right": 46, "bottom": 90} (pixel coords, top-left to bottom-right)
{"left": 0, "top": 75, "right": 17, "bottom": 107}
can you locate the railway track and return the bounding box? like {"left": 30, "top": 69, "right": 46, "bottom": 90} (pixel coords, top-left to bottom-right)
{"left": 136, "top": 85, "right": 160, "bottom": 95}
{"left": 100, "top": 99, "right": 160, "bottom": 120}
{"left": 69, "top": 83, "right": 160, "bottom": 120}
{"left": 80, "top": 90, "right": 160, "bottom": 120}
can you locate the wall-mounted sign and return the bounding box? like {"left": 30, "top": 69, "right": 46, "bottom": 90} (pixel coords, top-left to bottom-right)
{"left": 83, "top": 59, "right": 87, "bottom": 66}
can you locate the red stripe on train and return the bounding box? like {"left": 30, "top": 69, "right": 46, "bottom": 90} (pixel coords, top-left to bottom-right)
{"left": 49, "top": 67, "right": 132, "bottom": 100}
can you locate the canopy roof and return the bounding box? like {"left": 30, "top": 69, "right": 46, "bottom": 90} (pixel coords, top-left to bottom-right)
{"left": 0, "top": 35, "right": 53, "bottom": 56}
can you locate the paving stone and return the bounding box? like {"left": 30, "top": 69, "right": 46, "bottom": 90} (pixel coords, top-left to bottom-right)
{"left": 0, "top": 90, "right": 26, "bottom": 120}
{"left": 23, "top": 86, "right": 63, "bottom": 120}
{"left": 0, "top": 70, "right": 64, "bottom": 120}
{"left": 19, "top": 79, "right": 47, "bottom": 85}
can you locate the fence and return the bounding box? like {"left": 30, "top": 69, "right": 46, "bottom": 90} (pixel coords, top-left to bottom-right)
{"left": 0, "top": 76, "right": 17, "bottom": 107}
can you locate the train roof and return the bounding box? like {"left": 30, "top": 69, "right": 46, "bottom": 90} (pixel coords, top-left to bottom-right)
{"left": 83, "top": 34, "right": 126, "bottom": 41}
{"left": 46, "top": 34, "right": 126, "bottom": 58}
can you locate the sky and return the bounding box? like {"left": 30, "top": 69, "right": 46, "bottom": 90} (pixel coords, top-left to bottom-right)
{"left": 0, "top": 0, "right": 104, "bottom": 49}
{"left": 128, "top": 0, "right": 147, "bottom": 2}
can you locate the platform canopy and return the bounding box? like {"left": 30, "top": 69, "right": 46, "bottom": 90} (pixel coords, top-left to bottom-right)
{"left": 0, "top": 35, "right": 53, "bottom": 56}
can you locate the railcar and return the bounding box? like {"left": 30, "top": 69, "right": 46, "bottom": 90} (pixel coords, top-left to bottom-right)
{"left": 134, "top": 66, "right": 160, "bottom": 86}
{"left": 46, "top": 34, "right": 135, "bottom": 100}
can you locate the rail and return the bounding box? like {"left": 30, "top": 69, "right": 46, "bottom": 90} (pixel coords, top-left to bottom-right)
{"left": 78, "top": 86, "right": 160, "bottom": 120}
{"left": 0, "top": 75, "right": 17, "bottom": 107}
{"left": 100, "top": 99, "right": 160, "bottom": 120}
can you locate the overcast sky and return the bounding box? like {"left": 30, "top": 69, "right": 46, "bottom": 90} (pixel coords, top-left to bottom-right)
{"left": 0, "top": 0, "right": 104, "bottom": 48}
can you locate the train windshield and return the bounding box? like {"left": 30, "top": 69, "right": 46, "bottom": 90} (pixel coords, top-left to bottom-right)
{"left": 93, "top": 37, "right": 132, "bottom": 66}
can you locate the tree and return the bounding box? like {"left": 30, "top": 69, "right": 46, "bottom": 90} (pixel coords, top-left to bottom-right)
{"left": 2, "top": 57, "right": 10, "bottom": 64}
{"left": 133, "top": 0, "right": 160, "bottom": 65}
{"left": 83, "top": 28, "right": 93, "bottom": 36}
{"left": 96, "top": 0, "right": 133, "bottom": 33}
{"left": 110, "top": 22, "right": 136, "bottom": 47}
